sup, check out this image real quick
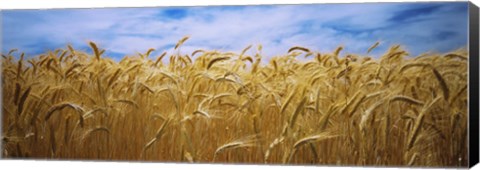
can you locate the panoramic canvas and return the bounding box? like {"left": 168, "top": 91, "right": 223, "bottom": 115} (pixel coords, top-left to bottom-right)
{"left": 0, "top": 2, "right": 473, "bottom": 168}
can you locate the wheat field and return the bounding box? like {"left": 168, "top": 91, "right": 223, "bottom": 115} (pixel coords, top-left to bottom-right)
{"left": 1, "top": 37, "right": 469, "bottom": 167}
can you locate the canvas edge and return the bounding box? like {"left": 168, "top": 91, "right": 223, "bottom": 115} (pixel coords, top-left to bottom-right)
{"left": 468, "top": 1, "right": 479, "bottom": 168}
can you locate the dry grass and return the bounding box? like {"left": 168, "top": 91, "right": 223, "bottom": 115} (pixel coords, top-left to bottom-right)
{"left": 1, "top": 38, "right": 468, "bottom": 167}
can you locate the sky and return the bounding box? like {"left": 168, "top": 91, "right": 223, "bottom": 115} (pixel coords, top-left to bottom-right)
{"left": 0, "top": 2, "right": 469, "bottom": 61}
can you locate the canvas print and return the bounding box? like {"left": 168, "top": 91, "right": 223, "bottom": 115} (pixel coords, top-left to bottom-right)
{"left": 0, "top": 2, "right": 473, "bottom": 168}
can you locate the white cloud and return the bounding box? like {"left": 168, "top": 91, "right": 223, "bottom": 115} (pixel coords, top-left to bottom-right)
{"left": 1, "top": 2, "right": 468, "bottom": 61}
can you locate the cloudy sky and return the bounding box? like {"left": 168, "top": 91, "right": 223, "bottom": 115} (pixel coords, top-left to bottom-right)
{"left": 1, "top": 2, "right": 469, "bottom": 61}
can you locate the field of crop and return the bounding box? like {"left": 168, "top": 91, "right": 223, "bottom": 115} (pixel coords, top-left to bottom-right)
{"left": 1, "top": 37, "right": 469, "bottom": 167}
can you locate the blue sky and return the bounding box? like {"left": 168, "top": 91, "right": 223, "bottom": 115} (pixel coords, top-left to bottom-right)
{"left": 1, "top": 2, "right": 469, "bottom": 61}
